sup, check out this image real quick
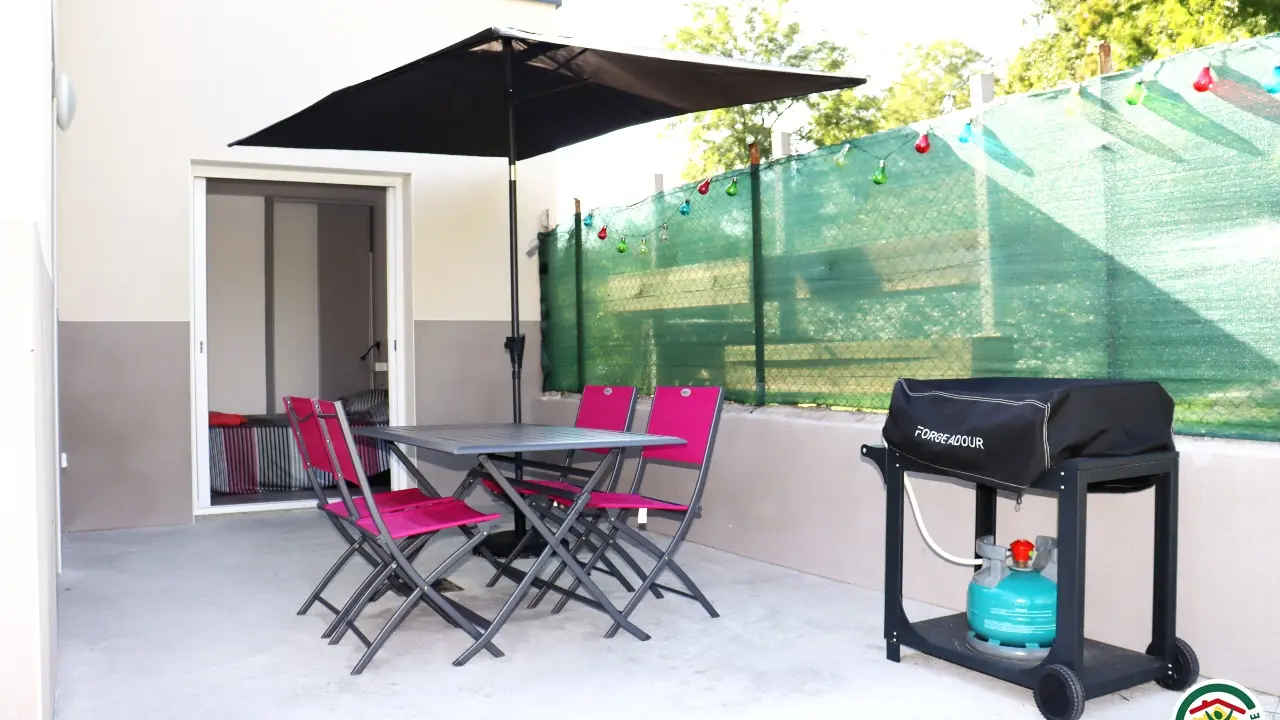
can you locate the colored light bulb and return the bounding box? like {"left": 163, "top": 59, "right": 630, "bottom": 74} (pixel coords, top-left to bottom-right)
{"left": 726, "top": 177, "right": 739, "bottom": 196}
{"left": 1265, "top": 65, "right": 1280, "bottom": 94}
{"left": 914, "top": 132, "right": 931, "bottom": 154}
{"left": 597, "top": 225, "right": 608, "bottom": 240}
{"left": 1125, "top": 79, "right": 1146, "bottom": 106}
{"left": 679, "top": 199, "right": 691, "bottom": 216}
{"left": 582, "top": 212, "right": 594, "bottom": 227}
{"left": 871, "top": 160, "right": 887, "bottom": 185}
{"left": 1193, "top": 65, "right": 1214, "bottom": 92}
{"left": 659, "top": 223, "right": 670, "bottom": 242}
{"left": 697, "top": 178, "right": 712, "bottom": 195}
{"left": 834, "top": 144, "right": 850, "bottom": 167}
{"left": 637, "top": 238, "right": 648, "bottom": 256}
{"left": 1064, "top": 84, "right": 1082, "bottom": 116}
{"left": 959, "top": 122, "right": 973, "bottom": 144}
{"left": 616, "top": 240, "right": 627, "bottom": 254}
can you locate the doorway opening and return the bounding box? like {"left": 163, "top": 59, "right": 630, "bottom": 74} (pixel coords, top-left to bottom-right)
{"left": 190, "top": 164, "right": 414, "bottom": 515}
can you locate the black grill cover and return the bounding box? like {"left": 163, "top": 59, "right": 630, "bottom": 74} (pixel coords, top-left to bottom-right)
{"left": 882, "top": 378, "right": 1176, "bottom": 491}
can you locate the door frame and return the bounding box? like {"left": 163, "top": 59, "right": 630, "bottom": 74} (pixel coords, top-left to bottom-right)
{"left": 189, "top": 161, "right": 414, "bottom": 516}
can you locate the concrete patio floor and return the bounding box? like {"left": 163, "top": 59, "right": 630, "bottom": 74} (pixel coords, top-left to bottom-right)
{"left": 57, "top": 510, "right": 1279, "bottom": 720}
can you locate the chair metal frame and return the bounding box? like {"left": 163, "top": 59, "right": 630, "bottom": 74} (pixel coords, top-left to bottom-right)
{"left": 312, "top": 399, "right": 503, "bottom": 673}
{"left": 528, "top": 386, "right": 725, "bottom": 636}
{"left": 476, "top": 386, "right": 649, "bottom": 591}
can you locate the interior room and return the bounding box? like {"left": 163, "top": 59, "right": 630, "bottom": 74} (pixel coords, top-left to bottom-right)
{"left": 203, "top": 180, "right": 393, "bottom": 508}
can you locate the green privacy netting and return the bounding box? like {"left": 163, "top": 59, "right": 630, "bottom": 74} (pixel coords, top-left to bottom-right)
{"left": 539, "top": 35, "right": 1280, "bottom": 441}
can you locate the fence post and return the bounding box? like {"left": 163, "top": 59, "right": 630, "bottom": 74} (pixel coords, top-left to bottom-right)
{"left": 1097, "top": 41, "right": 1118, "bottom": 377}
{"left": 771, "top": 131, "right": 796, "bottom": 343}
{"left": 970, "top": 72, "right": 997, "bottom": 338}
{"left": 749, "top": 143, "right": 766, "bottom": 406}
{"left": 573, "top": 198, "right": 586, "bottom": 392}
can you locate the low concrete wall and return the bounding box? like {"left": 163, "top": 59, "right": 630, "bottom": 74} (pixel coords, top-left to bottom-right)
{"left": 532, "top": 395, "right": 1280, "bottom": 695}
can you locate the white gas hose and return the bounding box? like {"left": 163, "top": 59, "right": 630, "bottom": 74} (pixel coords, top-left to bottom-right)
{"left": 903, "top": 474, "right": 983, "bottom": 567}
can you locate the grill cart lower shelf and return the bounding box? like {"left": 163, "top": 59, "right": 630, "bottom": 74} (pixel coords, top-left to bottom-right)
{"left": 864, "top": 444, "right": 1199, "bottom": 720}
{"left": 902, "top": 613, "right": 1171, "bottom": 697}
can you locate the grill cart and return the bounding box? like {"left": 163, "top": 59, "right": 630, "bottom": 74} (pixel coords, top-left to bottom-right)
{"left": 862, "top": 378, "right": 1198, "bottom": 720}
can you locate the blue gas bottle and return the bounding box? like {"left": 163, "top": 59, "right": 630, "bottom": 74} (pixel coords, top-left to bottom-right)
{"left": 967, "top": 536, "right": 1058, "bottom": 660}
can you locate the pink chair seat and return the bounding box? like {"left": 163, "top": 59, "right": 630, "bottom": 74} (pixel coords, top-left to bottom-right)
{"left": 324, "top": 488, "right": 439, "bottom": 519}
{"left": 552, "top": 490, "right": 689, "bottom": 512}
{"left": 481, "top": 476, "right": 577, "bottom": 496}
{"left": 355, "top": 499, "right": 500, "bottom": 540}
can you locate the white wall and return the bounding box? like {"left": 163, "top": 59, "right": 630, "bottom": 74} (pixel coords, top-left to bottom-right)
{"left": 56, "top": 0, "right": 563, "bottom": 325}
{"left": 206, "top": 194, "right": 267, "bottom": 414}
{"left": 272, "top": 202, "right": 321, "bottom": 411}
{"left": 0, "top": 1, "right": 58, "bottom": 718}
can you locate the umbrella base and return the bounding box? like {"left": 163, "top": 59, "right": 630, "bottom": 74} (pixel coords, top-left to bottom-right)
{"left": 477, "top": 529, "right": 548, "bottom": 561}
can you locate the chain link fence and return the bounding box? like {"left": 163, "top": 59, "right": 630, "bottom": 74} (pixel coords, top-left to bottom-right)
{"left": 540, "top": 35, "right": 1280, "bottom": 441}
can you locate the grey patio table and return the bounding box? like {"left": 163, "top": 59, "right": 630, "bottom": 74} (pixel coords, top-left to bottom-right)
{"left": 353, "top": 422, "right": 685, "bottom": 666}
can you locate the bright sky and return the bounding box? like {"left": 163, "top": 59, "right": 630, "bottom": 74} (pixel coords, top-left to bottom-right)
{"left": 549, "top": 0, "right": 1050, "bottom": 215}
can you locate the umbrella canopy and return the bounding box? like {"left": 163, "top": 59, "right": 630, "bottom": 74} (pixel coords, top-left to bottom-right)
{"left": 230, "top": 26, "right": 866, "bottom": 159}
{"left": 229, "top": 27, "right": 866, "bottom": 559}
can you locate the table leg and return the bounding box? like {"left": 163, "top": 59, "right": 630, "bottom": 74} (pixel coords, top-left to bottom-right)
{"left": 451, "top": 452, "right": 649, "bottom": 666}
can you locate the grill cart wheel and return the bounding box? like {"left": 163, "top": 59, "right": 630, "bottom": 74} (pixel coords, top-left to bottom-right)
{"left": 1034, "top": 664, "right": 1086, "bottom": 720}
{"left": 1149, "top": 637, "right": 1199, "bottom": 692}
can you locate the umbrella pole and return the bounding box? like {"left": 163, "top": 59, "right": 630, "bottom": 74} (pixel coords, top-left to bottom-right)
{"left": 485, "top": 36, "right": 546, "bottom": 562}
{"left": 503, "top": 36, "right": 524, "bottom": 426}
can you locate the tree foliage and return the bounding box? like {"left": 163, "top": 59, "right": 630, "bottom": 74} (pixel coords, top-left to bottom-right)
{"left": 665, "top": 0, "right": 849, "bottom": 179}
{"left": 880, "top": 41, "right": 989, "bottom": 129}
{"left": 668, "top": 3, "right": 990, "bottom": 166}
{"left": 667, "top": 0, "right": 1280, "bottom": 170}
{"left": 1001, "top": 0, "right": 1280, "bottom": 93}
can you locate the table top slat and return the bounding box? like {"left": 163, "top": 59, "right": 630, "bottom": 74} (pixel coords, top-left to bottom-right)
{"left": 353, "top": 423, "right": 684, "bottom": 455}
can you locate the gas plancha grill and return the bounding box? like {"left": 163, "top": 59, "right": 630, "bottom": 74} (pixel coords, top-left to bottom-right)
{"left": 882, "top": 377, "right": 1176, "bottom": 494}
{"left": 863, "top": 377, "right": 1197, "bottom": 720}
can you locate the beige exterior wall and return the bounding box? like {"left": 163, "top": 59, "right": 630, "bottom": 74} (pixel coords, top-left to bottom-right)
{"left": 55, "top": 0, "right": 563, "bottom": 530}
{"left": 0, "top": 0, "right": 59, "bottom": 717}
{"left": 56, "top": 0, "right": 560, "bottom": 324}
{"left": 533, "top": 396, "right": 1280, "bottom": 696}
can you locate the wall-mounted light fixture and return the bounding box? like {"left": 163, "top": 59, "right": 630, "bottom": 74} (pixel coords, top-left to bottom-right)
{"left": 54, "top": 71, "right": 76, "bottom": 131}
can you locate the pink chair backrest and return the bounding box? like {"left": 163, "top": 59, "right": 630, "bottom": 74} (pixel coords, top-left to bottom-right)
{"left": 576, "top": 385, "right": 637, "bottom": 455}
{"left": 284, "top": 396, "right": 333, "bottom": 474}
{"left": 312, "top": 399, "right": 363, "bottom": 487}
{"left": 641, "top": 386, "right": 723, "bottom": 466}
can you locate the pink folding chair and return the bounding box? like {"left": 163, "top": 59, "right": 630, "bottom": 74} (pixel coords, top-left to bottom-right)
{"left": 529, "top": 386, "right": 725, "bottom": 635}
{"left": 310, "top": 398, "right": 504, "bottom": 673}
{"left": 283, "top": 396, "right": 445, "bottom": 624}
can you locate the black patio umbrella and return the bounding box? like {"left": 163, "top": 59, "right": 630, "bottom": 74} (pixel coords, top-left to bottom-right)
{"left": 232, "top": 27, "right": 864, "bottom": 560}
{"left": 231, "top": 26, "right": 866, "bottom": 425}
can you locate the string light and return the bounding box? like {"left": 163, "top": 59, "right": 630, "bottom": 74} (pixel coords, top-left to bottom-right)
{"left": 834, "top": 144, "right": 851, "bottom": 167}
{"left": 1125, "top": 79, "right": 1147, "bottom": 106}
{"left": 582, "top": 212, "right": 594, "bottom": 227}
{"left": 1265, "top": 65, "right": 1280, "bottom": 94}
{"left": 959, "top": 122, "right": 974, "bottom": 143}
{"left": 578, "top": 175, "right": 736, "bottom": 259}
{"left": 1064, "top": 83, "right": 1083, "bottom": 116}
{"left": 872, "top": 159, "right": 888, "bottom": 185}
{"left": 1193, "top": 65, "right": 1215, "bottom": 92}
{"left": 914, "top": 132, "right": 931, "bottom": 154}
